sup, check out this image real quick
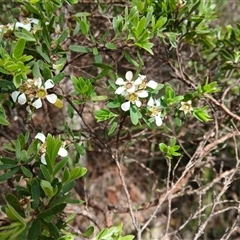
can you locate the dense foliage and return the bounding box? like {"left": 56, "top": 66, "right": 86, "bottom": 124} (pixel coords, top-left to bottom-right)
{"left": 0, "top": 0, "right": 240, "bottom": 239}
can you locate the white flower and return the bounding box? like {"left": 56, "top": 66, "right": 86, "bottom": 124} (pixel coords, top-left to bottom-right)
{"left": 0, "top": 23, "right": 14, "bottom": 36}
{"left": 179, "top": 100, "right": 193, "bottom": 114}
{"left": 32, "top": 78, "right": 57, "bottom": 109}
{"left": 121, "top": 91, "right": 144, "bottom": 111}
{"left": 35, "top": 133, "right": 68, "bottom": 165}
{"left": 147, "top": 97, "right": 162, "bottom": 126}
{"left": 15, "top": 18, "right": 39, "bottom": 31}
{"left": 134, "top": 74, "right": 158, "bottom": 90}
{"left": 115, "top": 71, "right": 137, "bottom": 95}
{"left": 11, "top": 91, "right": 27, "bottom": 105}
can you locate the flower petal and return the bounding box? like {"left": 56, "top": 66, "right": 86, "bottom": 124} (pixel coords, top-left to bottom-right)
{"left": 29, "top": 18, "right": 39, "bottom": 25}
{"left": 44, "top": 79, "right": 54, "bottom": 90}
{"left": 147, "top": 97, "right": 154, "bottom": 106}
{"left": 34, "top": 78, "right": 42, "bottom": 88}
{"left": 155, "top": 115, "right": 162, "bottom": 126}
{"left": 115, "top": 87, "right": 125, "bottom": 95}
{"left": 35, "top": 133, "right": 46, "bottom": 143}
{"left": 46, "top": 94, "right": 57, "bottom": 104}
{"left": 125, "top": 71, "right": 133, "bottom": 81}
{"left": 32, "top": 98, "right": 42, "bottom": 109}
{"left": 147, "top": 80, "right": 158, "bottom": 89}
{"left": 134, "top": 77, "right": 142, "bottom": 85}
{"left": 41, "top": 153, "right": 47, "bottom": 165}
{"left": 15, "top": 22, "right": 31, "bottom": 31}
{"left": 127, "top": 85, "right": 136, "bottom": 94}
{"left": 138, "top": 74, "right": 146, "bottom": 80}
{"left": 155, "top": 99, "right": 161, "bottom": 107}
{"left": 58, "top": 147, "right": 68, "bottom": 157}
{"left": 18, "top": 93, "right": 27, "bottom": 105}
{"left": 137, "top": 90, "right": 148, "bottom": 98}
{"left": 135, "top": 100, "right": 142, "bottom": 107}
{"left": 11, "top": 91, "right": 20, "bottom": 102}
{"left": 121, "top": 101, "right": 130, "bottom": 111}
{"left": 115, "top": 77, "right": 125, "bottom": 85}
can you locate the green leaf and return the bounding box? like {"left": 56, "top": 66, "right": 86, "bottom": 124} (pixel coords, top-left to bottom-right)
{"left": 83, "top": 225, "right": 94, "bottom": 238}
{"left": 40, "top": 165, "right": 51, "bottom": 182}
{"left": 15, "top": 139, "right": 21, "bottom": 160}
{"left": 96, "top": 69, "right": 110, "bottom": 79}
{"left": 94, "top": 109, "right": 117, "bottom": 122}
{"left": 28, "top": 219, "right": 40, "bottom": 240}
{"left": 135, "top": 41, "right": 154, "bottom": 55}
{"left": 5, "top": 203, "right": 26, "bottom": 224}
{"left": 99, "top": 29, "right": 110, "bottom": 43}
{"left": 42, "top": 67, "right": 52, "bottom": 80}
{"left": 52, "top": 72, "right": 65, "bottom": 84}
{"left": 13, "top": 75, "right": 22, "bottom": 88}
{"left": 105, "top": 43, "right": 116, "bottom": 50}
{"left": 166, "top": 32, "right": 179, "bottom": 48}
{"left": 0, "top": 116, "right": 10, "bottom": 126}
{"left": 159, "top": 143, "right": 168, "bottom": 153}
{"left": 80, "top": 19, "right": 90, "bottom": 36}
{"left": 67, "top": 0, "right": 79, "bottom": 4}
{"left": 154, "top": 16, "right": 167, "bottom": 31}
{"left": 58, "top": 29, "right": 69, "bottom": 44}
{"left": 130, "top": 105, "right": 139, "bottom": 125}
{"left": 53, "top": 158, "right": 68, "bottom": 176}
{"left": 41, "top": 221, "right": 59, "bottom": 239}
{"left": 17, "top": 55, "right": 33, "bottom": 62}
{"left": 14, "top": 29, "right": 36, "bottom": 42}
{"left": 61, "top": 181, "right": 75, "bottom": 194}
{"left": 69, "top": 45, "right": 92, "bottom": 53}
{"left": 20, "top": 166, "right": 33, "bottom": 178}
{"left": 107, "top": 100, "right": 120, "bottom": 108}
{"left": 46, "top": 134, "right": 61, "bottom": 171}
{"left": 0, "top": 157, "right": 16, "bottom": 164}
{"left": 123, "top": 50, "right": 139, "bottom": 67}
{"left": 68, "top": 167, "right": 87, "bottom": 182}
{"left": 120, "top": 235, "right": 135, "bottom": 240}
{"left": 32, "top": 62, "right": 41, "bottom": 79}
{"left": 40, "top": 180, "right": 55, "bottom": 199}
{"left": 36, "top": 46, "right": 51, "bottom": 63}
{"left": 4, "top": 61, "right": 18, "bottom": 72}
{"left": 0, "top": 167, "right": 20, "bottom": 181}
{"left": 62, "top": 168, "right": 70, "bottom": 183}
{"left": 193, "top": 107, "right": 212, "bottom": 122}
{"left": 0, "top": 164, "right": 17, "bottom": 170}
{"left": 13, "top": 38, "right": 26, "bottom": 59}
{"left": 93, "top": 47, "right": 98, "bottom": 55}
{"left": 6, "top": 194, "right": 22, "bottom": 213}
{"left": 136, "top": 17, "right": 146, "bottom": 38}
{"left": 0, "top": 67, "right": 10, "bottom": 74}
{"left": 74, "top": 12, "right": 91, "bottom": 17}
{"left": 91, "top": 95, "right": 108, "bottom": 101}
{"left": 0, "top": 222, "right": 26, "bottom": 239}
{"left": 171, "top": 151, "right": 181, "bottom": 157}
{"left": 108, "top": 119, "right": 118, "bottom": 135}
{"left": 37, "top": 203, "right": 66, "bottom": 219}
{"left": 31, "top": 179, "right": 40, "bottom": 209}
{"left": 165, "top": 85, "right": 175, "bottom": 99}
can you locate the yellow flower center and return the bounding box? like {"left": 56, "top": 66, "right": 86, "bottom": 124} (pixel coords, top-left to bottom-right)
{"left": 139, "top": 80, "right": 147, "bottom": 90}
{"left": 149, "top": 106, "right": 159, "bottom": 117}
{"left": 182, "top": 104, "right": 191, "bottom": 111}
{"left": 36, "top": 89, "right": 47, "bottom": 99}
{"left": 126, "top": 93, "right": 138, "bottom": 102}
